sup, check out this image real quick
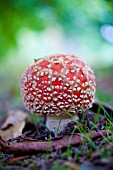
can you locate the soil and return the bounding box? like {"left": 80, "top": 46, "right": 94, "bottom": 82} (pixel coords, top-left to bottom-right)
{"left": 0, "top": 102, "right": 113, "bottom": 170}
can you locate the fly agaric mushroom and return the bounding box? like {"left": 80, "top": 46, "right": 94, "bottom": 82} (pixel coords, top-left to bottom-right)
{"left": 21, "top": 54, "right": 96, "bottom": 134}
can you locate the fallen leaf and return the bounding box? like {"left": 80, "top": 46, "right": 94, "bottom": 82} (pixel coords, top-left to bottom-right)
{"left": 1, "top": 109, "right": 27, "bottom": 129}
{"left": 0, "top": 121, "right": 25, "bottom": 141}
{"left": 7, "top": 155, "right": 30, "bottom": 164}
{"left": 0, "top": 130, "right": 111, "bottom": 155}
{"left": 64, "top": 161, "right": 79, "bottom": 170}
{"left": 0, "top": 109, "right": 28, "bottom": 141}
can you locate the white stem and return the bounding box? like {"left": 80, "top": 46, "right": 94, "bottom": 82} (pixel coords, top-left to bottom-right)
{"left": 46, "top": 114, "right": 78, "bottom": 134}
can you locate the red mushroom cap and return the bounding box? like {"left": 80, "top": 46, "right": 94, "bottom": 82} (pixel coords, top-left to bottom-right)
{"left": 21, "top": 54, "right": 96, "bottom": 115}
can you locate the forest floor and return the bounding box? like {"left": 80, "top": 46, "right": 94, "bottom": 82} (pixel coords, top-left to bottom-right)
{"left": 0, "top": 67, "right": 113, "bottom": 170}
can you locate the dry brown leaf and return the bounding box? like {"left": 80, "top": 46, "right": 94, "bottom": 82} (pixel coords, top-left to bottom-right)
{"left": 0, "top": 130, "right": 111, "bottom": 155}
{"left": 0, "top": 121, "right": 25, "bottom": 141}
{"left": 1, "top": 109, "right": 27, "bottom": 129}
{"left": 7, "top": 155, "right": 30, "bottom": 164}
{"left": 64, "top": 161, "right": 80, "bottom": 170}
{"left": 0, "top": 109, "right": 28, "bottom": 141}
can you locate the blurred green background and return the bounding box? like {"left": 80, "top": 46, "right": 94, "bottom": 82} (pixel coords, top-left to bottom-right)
{"left": 0, "top": 0, "right": 113, "bottom": 112}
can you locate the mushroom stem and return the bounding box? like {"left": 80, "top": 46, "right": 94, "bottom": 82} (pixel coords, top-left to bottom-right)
{"left": 46, "top": 114, "right": 78, "bottom": 135}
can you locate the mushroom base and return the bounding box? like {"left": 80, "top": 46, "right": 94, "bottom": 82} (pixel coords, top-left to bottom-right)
{"left": 46, "top": 114, "right": 78, "bottom": 134}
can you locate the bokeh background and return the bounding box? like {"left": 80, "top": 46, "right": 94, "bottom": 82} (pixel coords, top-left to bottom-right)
{"left": 0, "top": 0, "right": 113, "bottom": 113}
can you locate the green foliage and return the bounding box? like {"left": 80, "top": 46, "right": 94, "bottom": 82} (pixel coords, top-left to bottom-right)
{"left": 0, "top": 0, "right": 113, "bottom": 58}
{"left": 51, "top": 162, "right": 71, "bottom": 170}
{"left": 96, "top": 88, "right": 113, "bottom": 107}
